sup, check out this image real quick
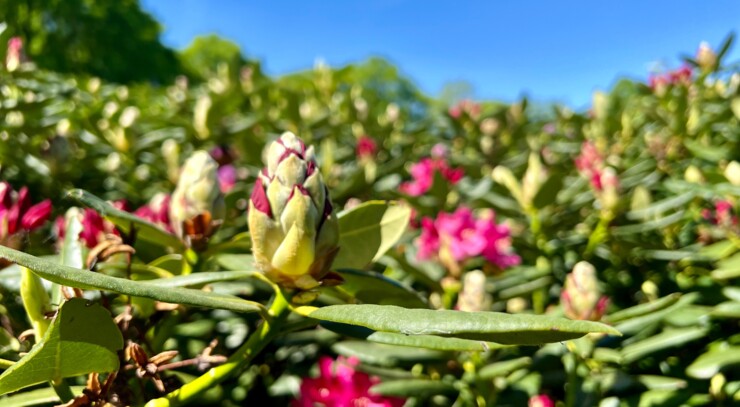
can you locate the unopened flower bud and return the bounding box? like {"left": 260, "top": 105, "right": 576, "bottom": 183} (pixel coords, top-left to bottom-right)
{"left": 724, "top": 161, "right": 740, "bottom": 186}
{"left": 561, "top": 261, "right": 608, "bottom": 321}
{"left": 248, "top": 132, "right": 339, "bottom": 290}
{"left": 170, "top": 151, "right": 224, "bottom": 248}
{"left": 696, "top": 41, "right": 718, "bottom": 72}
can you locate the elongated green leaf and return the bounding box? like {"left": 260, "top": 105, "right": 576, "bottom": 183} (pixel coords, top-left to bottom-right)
{"left": 605, "top": 293, "right": 681, "bottom": 324}
{"left": 334, "top": 201, "right": 411, "bottom": 269}
{"left": 478, "top": 357, "right": 532, "bottom": 380}
{"left": 370, "top": 379, "right": 457, "bottom": 398}
{"left": 66, "top": 189, "right": 184, "bottom": 250}
{"left": 625, "top": 191, "right": 695, "bottom": 220}
{"left": 712, "top": 302, "right": 740, "bottom": 318}
{"left": 327, "top": 269, "right": 428, "bottom": 308}
{"left": 686, "top": 346, "right": 740, "bottom": 379}
{"left": 332, "top": 341, "right": 447, "bottom": 367}
{"left": 0, "top": 386, "right": 86, "bottom": 407}
{"left": 614, "top": 293, "right": 698, "bottom": 335}
{"left": 214, "top": 254, "right": 255, "bottom": 271}
{"left": 145, "top": 270, "right": 257, "bottom": 288}
{"left": 621, "top": 327, "right": 707, "bottom": 364}
{"left": 310, "top": 305, "right": 620, "bottom": 345}
{"left": 0, "top": 298, "right": 122, "bottom": 395}
{"left": 365, "top": 331, "right": 507, "bottom": 352}
{"left": 0, "top": 246, "right": 263, "bottom": 314}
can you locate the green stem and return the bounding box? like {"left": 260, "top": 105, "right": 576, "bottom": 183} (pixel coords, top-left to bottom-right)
{"left": 0, "top": 358, "right": 14, "bottom": 370}
{"left": 564, "top": 352, "right": 579, "bottom": 407}
{"left": 145, "top": 290, "right": 292, "bottom": 407}
{"left": 51, "top": 379, "right": 75, "bottom": 403}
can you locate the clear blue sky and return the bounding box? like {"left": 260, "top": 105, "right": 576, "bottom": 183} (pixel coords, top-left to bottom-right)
{"left": 141, "top": 0, "right": 739, "bottom": 108}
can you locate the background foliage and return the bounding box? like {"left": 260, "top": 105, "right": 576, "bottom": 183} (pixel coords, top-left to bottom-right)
{"left": 0, "top": 1, "right": 739, "bottom": 406}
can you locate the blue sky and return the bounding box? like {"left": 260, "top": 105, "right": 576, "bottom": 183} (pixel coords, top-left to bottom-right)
{"left": 141, "top": 0, "right": 739, "bottom": 108}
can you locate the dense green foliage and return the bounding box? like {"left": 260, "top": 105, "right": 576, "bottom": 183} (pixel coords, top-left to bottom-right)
{"left": 0, "top": 4, "right": 739, "bottom": 405}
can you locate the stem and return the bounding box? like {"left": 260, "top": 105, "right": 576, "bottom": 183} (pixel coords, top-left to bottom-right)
{"left": 51, "top": 379, "right": 75, "bottom": 403}
{"left": 144, "top": 289, "right": 291, "bottom": 407}
{"left": 0, "top": 358, "right": 14, "bottom": 370}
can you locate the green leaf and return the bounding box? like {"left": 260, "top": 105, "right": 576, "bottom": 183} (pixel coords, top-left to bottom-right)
{"left": 214, "top": 254, "right": 255, "bottom": 271}
{"left": 364, "top": 331, "right": 506, "bottom": 352}
{"left": 66, "top": 189, "right": 184, "bottom": 250}
{"left": 0, "top": 245, "right": 263, "bottom": 314}
{"left": 0, "top": 298, "right": 122, "bottom": 395}
{"left": 332, "top": 341, "right": 448, "bottom": 367}
{"left": 712, "top": 302, "right": 740, "bottom": 318}
{"left": 605, "top": 293, "right": 681, "bottom": 324}
{"left": 478, "top": 357, "right": 532, "bottom": 380}
{"left": 532, "top": 173, "right": 564, "bottom": 209}
{"left": 712, "top": 251, "right": 740, "bottom": 280}
{"left": 620, "top": 327, "right": 707, "bottom": 364}
{"left": 614, "top": 293, "right": 698, "bottom": 335}
{"left": 327, "top": 269, "right": 428, "bottom": 308}
{"left": 370, "top": 379, "right": 457, "bottom": 398}
{"left": 686, "top": 346, "right": 740, "bottom": 379}
{"left": 333, "top": 201, "right": 411, "bottom": 269}
{"left": 310, "top": 305, "right": 620, "bottom": 345}
{"left": 0, "top": 386, "right": 86, "bottom": 407}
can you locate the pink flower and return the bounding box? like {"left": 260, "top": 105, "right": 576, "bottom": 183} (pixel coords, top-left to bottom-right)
{"left": 55, "top": 200, "right": 129, "bottom": 248}
{"left": 134, "top": 193, "right": 173, "bottom": 233}
{"left": 399, "top": 157, "right": 464, "bottom": 197}
{"left": 529, "top": 394, "right": 555, "bottom": 407}
{"left": 356, "top": 136, "right": 378, "bottom": 160}
{"left": 218, "top": 165, "right": 237, "bottom": 193}
{"left": 704, "top": 200, "right": 738, "bottom": 227}
{"left": 5, "top": 37, "right": 25, "bottom": 71}
{"left": 416, "top": 207, "right": 520, "bottom": 271}
{"left": 0, "top": 183, "right": 52, "bottom": 243}
{"left": 448, "top": 99, "right": 481, "bottom": 120}
{"left": 648, "top": 65, "right": 693, "bottom": 91}
{"left": 574, "top": 141, "right": 609, "bottom": 191}
{"left": 293, "top": 356, "right": 405, "bottom": 407}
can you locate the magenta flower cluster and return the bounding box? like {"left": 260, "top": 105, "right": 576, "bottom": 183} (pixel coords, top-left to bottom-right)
{"left": 399, "top": 157, "right": 464, "bottom": 197}
{"left": 0, "top": 182, "right": 52, "bottom": 244}
{"left": 293, "top": 356, "right": 405, "bottom": 407}
{"left": 356, "top": 135, "right": 378, "bottom": 160}
{"left": 416, "top": 207, "right": 520, "bottom": 270}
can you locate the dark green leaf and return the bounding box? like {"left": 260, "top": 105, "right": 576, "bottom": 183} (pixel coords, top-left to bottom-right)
{"left": 333, "top": 201, "right": 411, "bottom": 269}
{"left": 0, "top": 245, "right": 263, "bottom": 314}
{"left": 0, "top": 298, "right": 122, "bottom": 395}
{"left": 310, "top": 305, "right": 620, "bottom": 345}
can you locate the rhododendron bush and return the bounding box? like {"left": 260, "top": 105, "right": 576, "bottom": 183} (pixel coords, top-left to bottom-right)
{"left": 0, "top": 23, "right": 739, "bottom": 407}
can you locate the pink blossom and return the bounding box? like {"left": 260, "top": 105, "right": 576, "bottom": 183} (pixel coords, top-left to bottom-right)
{"left": 416, "top": 207, "right": 520, "bottom": 270}
{"left": 5, "top": 37, "right": 25, "bottom": 71}
{"left": 134, "top": 193, "right": 173, "bottom": 233}
{"left": 448, "top": 99, "right": 481, "bottom": 120}
{"left": 704, "top": 200, "right": 738, "bottom": 227}
{"left": 431, "top": 143, "right": 448, "bottom": 159}
{"left": 648, "top": 65, "right": 693, "bottom": 91}
{"left": 574, "top": 141, "right": 607, "bottom": 191}
{"left": 0, "top": 183, "right": 52, "bottom": 243}
{"left": 218, "top": 165, "right": 237, "bottom": 193}
{"left": 399, "top": 157, "right": 464, "bottom": 197}
{"left": 356, "top": 136, "right": 378, "bottom": 160}
{"left": 529, "top": 394, "right": 555, "bottom": 407}
{"left": 55, "top": 200, "right": 128, "bottom": 248}
{"left": 293, "top": 356, "right": 405, "bottom": 407}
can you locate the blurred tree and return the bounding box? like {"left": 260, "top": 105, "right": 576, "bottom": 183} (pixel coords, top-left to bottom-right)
{"left": 180, "top": 34, "right": 245, "bottom": 81}
{"left": 0, "top": 0, "right": 180, "bottom": 83}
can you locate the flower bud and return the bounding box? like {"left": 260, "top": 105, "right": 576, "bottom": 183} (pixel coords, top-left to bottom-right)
{"left": 170, "top": 151, "right": 225, "bottom": 249}
{"left": 696, "top": 41, "right": 718, "bottom": 72}
{"left": 248, "top": 132, "right": 339, "bottom": 290}
{"left": 724, "top": 161, "right": 740, "bottom": 186}
{"left": 561, "top": 261, "right": 608, "bottom": 321}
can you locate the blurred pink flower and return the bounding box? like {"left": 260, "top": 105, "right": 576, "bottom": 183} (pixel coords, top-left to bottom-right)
{"left": 293, "top": 356, "right": 405, "bottom": 407}
{"left": 704, "top": 200, "right": 738, "bottom": 227}
{"left": 529, "top": 394, "right": 555, "bottom": 407}
{"left": 448, "top": 99, "right": 481, "bottom": 120}
{"left": 417, "top": 207, "right": 520, "bottom": 270}
{"left": 575, "top": 141, "right": 612, "bottom": 192}
{"left": 399, "top": 157, "right": 464, "bottom": 197}
{"left": 356, "top": 136, "right": 378, "bottom": 160}
{"left": 218, "top": 165, "right": 237, "bottom": 193}
{"left": 55, "top": 200, "right": 128, "bottom": 248}
{"left": 134, "top": 193, "right": 173, "bottom": 233}
{"left": 648, "top": 65, "right": 693, "bottom": 91}
{"left": 0, "top": 183, "right": 52, "bottom": 244}
{"left": 5, "top": 37, "right": 25, "bottom": 71}
{"left": 431, "top": 143, "right": 448, "bottom": 159}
